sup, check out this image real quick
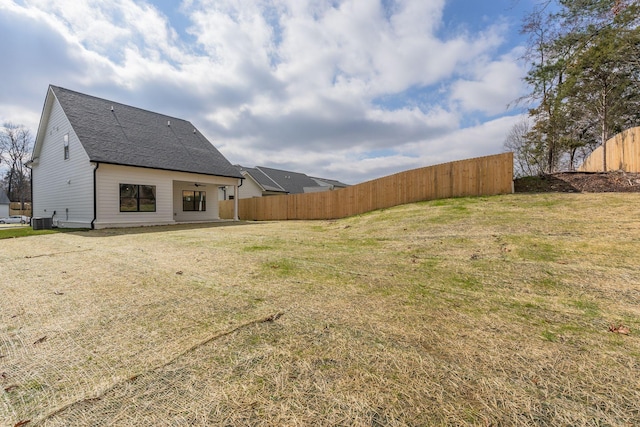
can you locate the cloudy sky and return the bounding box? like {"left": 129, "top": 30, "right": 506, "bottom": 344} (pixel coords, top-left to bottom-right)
{"left": 0, "top": 0, "right": 534, "bottom": 184}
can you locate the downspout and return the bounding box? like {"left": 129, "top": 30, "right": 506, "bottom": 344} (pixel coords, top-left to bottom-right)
{"left": 25, "top": 160, "right": 34, "bottom": 226}
{"left": 91, "top": 162, "right": 99, "bottom": 229}
{"left": 30, "top": 171, "right": 33, "bottom": 222}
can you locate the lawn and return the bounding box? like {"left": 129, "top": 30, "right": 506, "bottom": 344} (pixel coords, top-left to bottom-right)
{"left": 1, "top": 193, "right": 639, "bottom": 426}
{"left": 0, "top": 227, "right": 75, "bottom": 240}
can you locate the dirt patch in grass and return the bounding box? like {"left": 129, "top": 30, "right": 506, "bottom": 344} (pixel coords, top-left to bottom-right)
{"left": 515, "top": 171, "right": 640, "bottom": 193}
{"left": 1, "top": 194, "right": 639, "bottom": 426}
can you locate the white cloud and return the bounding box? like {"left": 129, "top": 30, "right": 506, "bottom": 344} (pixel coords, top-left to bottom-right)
{"left": 450, "top": 48, "right": 527, "bottom": 116}
{"left": 0, "top": 0, "right": 528, "bottom": 184}
{"left": 0, "top": 105, "right": 41, "bottom": 134}
{"left": 25, "top": 0, "right": 183, "bottom": 62}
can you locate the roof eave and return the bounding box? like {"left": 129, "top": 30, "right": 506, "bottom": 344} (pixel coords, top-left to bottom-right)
{"left": 31, "top": 86, "right": 56, "bottom": 161}
{"left": 93, "top": 160, "right": 244, "bottom": 180}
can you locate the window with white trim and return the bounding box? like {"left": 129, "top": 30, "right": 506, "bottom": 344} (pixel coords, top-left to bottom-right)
{"left": 63, "top": 133, "right": 69, "bottom": 160}
{"left": 183, "top": 190, "right": 206, "bottom": 211}
{"left": 120, "top": 184, "right": 156, "bottom": 212}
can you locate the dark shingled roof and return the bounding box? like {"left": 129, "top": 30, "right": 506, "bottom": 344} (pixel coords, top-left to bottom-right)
{"left": 255, "top": 166, "right": 329, "bottom": 194}
{"left": 238, "top": 165, "right": 349, "bottom": 194}
{"left": 310, "top": 177, "right": 349, "bottom": 188}
{"left": 50, "top": 86, "right": 242, "bottom": 179}
{"left": 239, "top": 166, "right": 287, "bottom": 193}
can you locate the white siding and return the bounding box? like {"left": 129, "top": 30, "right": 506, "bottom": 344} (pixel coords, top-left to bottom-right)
{"left": 173, "top": 181, "right": 217, "bottom": 223}
{"left": 95, "top": 164, "right": 239, "bottom": 229}
{"left": 31, "top": 98, "right": 94, "bottom": 228}
{"left": 237, "top": 178, "right": 264, "bottom": 199}
{"left": 0, "top": 204, "right": 9, "bottom": 218}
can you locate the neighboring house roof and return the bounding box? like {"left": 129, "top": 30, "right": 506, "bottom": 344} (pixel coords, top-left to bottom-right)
{"left": 256, "top": 166, "right": 326, "bottom": 194}
{"left": 239, "top": 165, "right": 349, "bottom": 194}
{"left": 310, "top": 177, "right": 350, "bottom": 189}
{"left": 238, "top": 166, "right": 287, "bottom": 193}
{"left": 0, "top": 191, "right": 10, "bottom": 205}
{"left": 35, "top": 85, "right": 242, "bottom": 179}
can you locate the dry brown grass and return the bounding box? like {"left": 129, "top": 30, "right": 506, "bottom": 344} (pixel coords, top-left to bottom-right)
{"left": 1, "top": 193, "right": 639, "bottom": 426}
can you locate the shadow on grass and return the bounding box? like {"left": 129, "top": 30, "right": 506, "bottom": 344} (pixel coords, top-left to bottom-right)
{"left": 0, "top": 221, "right": 264, "bottom": 240}
{"left": 69, "top": 220, "right": 264, "bottom": 238}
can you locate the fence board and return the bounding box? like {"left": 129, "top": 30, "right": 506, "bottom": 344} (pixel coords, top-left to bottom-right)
{"left": 220, "top": 152, "right": 513, "bottom": 221}
{"left": 579, "top": 127, "right": 640, "bottom": 172}
{"left": 8, "top": 202, "right": 32, "bottom": 217}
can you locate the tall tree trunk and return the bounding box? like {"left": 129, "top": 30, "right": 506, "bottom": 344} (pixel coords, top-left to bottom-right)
{"left": 7, "top": 168, "right": 14, "bottom": 200}
{"left": 601, "top": 87, "right": 608, "bottom": 171}
{"left": 547, "top": 136, "right": 555, "bottom": 173}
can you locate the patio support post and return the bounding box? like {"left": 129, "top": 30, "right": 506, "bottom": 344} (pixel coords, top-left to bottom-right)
{"left": 233, "top": 184, "right": 239, "bottom": 221}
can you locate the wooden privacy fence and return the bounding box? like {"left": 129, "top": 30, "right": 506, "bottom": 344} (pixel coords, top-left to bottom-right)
{"left": 220, "top": 152, "right": 514, "bottom": 221}
{"left": 579, "top": 127, "right": 640, "bottom": 172}
{"left": 9, "top": 202, "right": 32, "bottom": 217}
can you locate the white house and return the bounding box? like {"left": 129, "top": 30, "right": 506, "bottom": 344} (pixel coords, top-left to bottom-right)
{"left": 28, "top": 85, "right": 243, "bottom": 229}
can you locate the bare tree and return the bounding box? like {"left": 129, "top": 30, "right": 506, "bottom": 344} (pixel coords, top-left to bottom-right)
{"left": 0, "top": 122, "right": 33, "bottom": 207}
{"left": 0, "top": 138, "right": 4, "bottom": 195}
{"left": 504, "top": 118, "right": 546, "bottom": 177}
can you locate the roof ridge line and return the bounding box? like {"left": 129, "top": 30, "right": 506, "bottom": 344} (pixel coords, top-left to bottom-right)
{"left": 49, "top": 85, "right": 193, "bottom": 124}
{"left": 255, "top": 166, "right": 287, "bottom": 192}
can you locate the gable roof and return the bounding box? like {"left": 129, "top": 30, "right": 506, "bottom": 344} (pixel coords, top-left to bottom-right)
{"left": 255, "top": 166, "right": 324, "bottom": 194}
{"left": 0, "top": 191, "right": 10, "bottom": 205}
{"left": 239, "top": 166, "right": 287, "bottom": 193}
{"left": 35, "top": 86, "right": 242, "bottom": 179}
{"left": 239, "top": 165, "right": 349, "bottom": 194}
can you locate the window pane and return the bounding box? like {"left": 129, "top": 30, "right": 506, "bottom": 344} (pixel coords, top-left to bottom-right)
{"left": 198, "top": 191, "right": 206, "bottom": 211}
{"left": 183, "top": 190, "right": 195, "bottom": 211}
{"left": 120, "top": 184, "right": 138, "bottom": 212}
{"left": 63, "top": 134, "right": 69, "bottom": 160}
{"left": 183, "top": 190, "right": 206, "bottom": 211}
{"left": 139, "top": 199, "right": 156, "bottom": 212}
{"left": 120, "top": 184, "right": 156, "bottom": 212}
{"left": 120, "top": 199, "right": 137, "bottom": 211}
{"left": 120, "top": 184, "right": 137, "bottom": 198}
{"left": 140, "top": 185, "right": 156, "bottom": 212}
{"left": 140, "top": 185, "right": 156, "bottom": 199}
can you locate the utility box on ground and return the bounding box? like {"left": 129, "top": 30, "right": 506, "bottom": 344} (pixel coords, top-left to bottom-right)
{"left": 32, "top": 217, "right": 53, "bottom": 230}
